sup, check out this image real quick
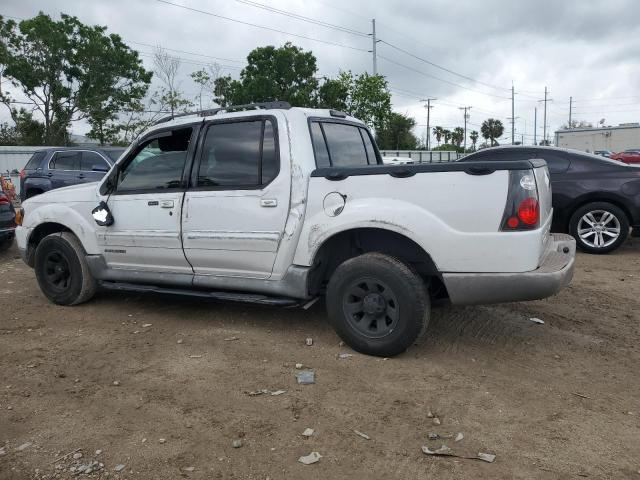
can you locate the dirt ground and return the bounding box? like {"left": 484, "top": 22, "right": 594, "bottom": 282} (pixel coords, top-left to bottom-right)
{"left": 1, "top": 240, "right": 639, "bottom": 480}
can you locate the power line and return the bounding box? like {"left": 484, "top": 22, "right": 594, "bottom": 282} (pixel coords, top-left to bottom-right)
{"left": 235, "top": 0, "right": 368, "bottom": 37}
{"left": 379, "top": 55, "right": 510, "bottom": 100}
{"left": 380, "top": 40, "right": 510, "bottom": 93}
{"left": 137, "top": 52, "right": 242, "bottom": 70}
{"left": 154, "top": 0, "right": 368, "bottom": 52}
{"left": 130, "top": 41, "right": 244, "bottom": 64}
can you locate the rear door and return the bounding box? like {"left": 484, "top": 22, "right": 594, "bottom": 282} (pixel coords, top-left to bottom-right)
{"left": 48, "top": 151, "right": 82, "bottom": 189}
{"left": 182, "top": 115, "right": 289, "bottom": 278}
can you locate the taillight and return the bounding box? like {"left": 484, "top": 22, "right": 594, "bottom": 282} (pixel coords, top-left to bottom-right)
{"left": 500, "top": 169, "right": 540, "bottom": 231}
{"left": 19, "top": 169, "right": 26, "bottom": 180}
{"left": 0, "top": 193, "right": 9, "bottom": 205}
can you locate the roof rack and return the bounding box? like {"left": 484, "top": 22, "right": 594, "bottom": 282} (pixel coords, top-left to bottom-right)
{"left": 153, "top": 101, "right": 292, "bottom": 125}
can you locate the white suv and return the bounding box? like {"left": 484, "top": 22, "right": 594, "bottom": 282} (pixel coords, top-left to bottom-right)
{"left": 15, "top": 102, "right": 575, "bottom": 356}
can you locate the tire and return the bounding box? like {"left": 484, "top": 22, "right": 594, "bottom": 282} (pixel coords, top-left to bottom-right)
{"left": 34, "top": 232, "right": 97, "bottom": 305}
{"left": 569, "top": 202, "right": 629, "bottom": 254}
{"left": 326, "top": 252, "right": 430, "bottom": 357}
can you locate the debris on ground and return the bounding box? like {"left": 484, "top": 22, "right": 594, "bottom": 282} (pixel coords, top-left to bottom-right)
{"left": 246, "top": 389, "right": 286, "bottom": 396}
{"left": 176, "top": 339, "right": 183, "bottom": 344}
{"left": 305, "top": 337, "right": 313, "bottom": 346}
{"left": 295, "top": 363, "right": 304, "bottom": 369}
{"left": 298, "top": 451, "right": 322, "bottom": 465}
{"left": 224, "top": 337, "right": 239, "bottom": 341}
{"left": 182, "top": 466, "right": 195, "bottom": 472}
{"left": 232, "top": 439, "right": 243, "bottom": 448}
{"left": 432, "top": 417, "right": 441, "bottom": 426}
{"left": 354, "top": 430, "right": 370, "bottom": 440}
{"left": 158, "top": 438, "right": 166, "bottom": 444}
{"left": 338, "top": 353, "right": 353, "bottom": 359}
{"left": 422, "top": 445, "right": 496, "bottom": 463}
{"left": 454, "top": 432, "right": 464, "bottom": 442}
{"left": 571, "top": 392, "right": 591, "bottom": 399}
{"left": 73, "top": 452, "right": 83, "bottom": 460}
{"left": 16, "top": 442, "right": 32, "bottom": 451}
{"left": 528, "top": 317, "right": 545, "bottom": 324}
{"left": 112, "top": 380, "right": 120, "bottom": 386}
{"left": 189, "top": 355, "right": 203, "bottom": 359}
{"left": 427, "top": 410, "right": 434, "bottom": 418}
{"left": 296, "top": 370, "right": 315, "bottom": 384}
{"left": 302, "top": 428, "right": 314, "bottom": 437}
{"left": 142, "top": 323, "right": 152, "bottom": 328}
{"left": 114, "top": 464, "right": 126, "bottom": 472}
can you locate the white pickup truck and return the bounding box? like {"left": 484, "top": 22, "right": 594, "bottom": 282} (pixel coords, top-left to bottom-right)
{"left": 15, "top": 102, "right": 575, "bottom": 356}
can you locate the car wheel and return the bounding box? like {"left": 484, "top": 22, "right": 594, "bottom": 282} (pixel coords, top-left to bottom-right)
{"left": 34, "top": 232, "right": 97, "bottom": 305}
{"left": 326, "top": 252, "right": 430, "bottom": 357}
{"left": 569, "top": 202, "right": 629, "bottom": 254}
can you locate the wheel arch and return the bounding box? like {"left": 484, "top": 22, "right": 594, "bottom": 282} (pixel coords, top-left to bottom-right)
{"left": 566, "top": 193, "right": 634, "bottom": 228}
{"left": 307, "top": 227, "right": 447, "bottom": 300}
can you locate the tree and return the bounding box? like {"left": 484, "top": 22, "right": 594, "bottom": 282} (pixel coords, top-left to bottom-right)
{"left": 470, "top": 130, "right": 479, "bottom": 150}
{"left": 562, "top": 119, "right": 593, "bottom": 129}
{"left": 481, "top": 118, "right": 504, "bottom": 146}
{"left": 443, "top": 129, "right": 452, "bottom": 145}
{"left": 154, "top": 47, "right": 192, "bottom": 118}
{"left": 433, "top": 126, "right": 444, "bottom": 146}
{"left": 0, "top": 13, "right": 151, "bottom": 145}
{"left": 451, "top": 127, "right": 464, "bottom": 147}
{"left": 376, "top": 112, "right": 418, "bottom": 150}
{"left": 190, "top": 64, "right": 221, "bottom": 110}
{"left": 214, "top": 43, "right": 319, "bottom": 107}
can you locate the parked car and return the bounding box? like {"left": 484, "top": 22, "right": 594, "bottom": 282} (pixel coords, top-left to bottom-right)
{"left": 594, "top": 150, "right": 613, "bottom": 158}
{"left": 19, "top": 147, "right": 125, "bottom": 201}
{"left": 610, "top": 149, "right": 640, "bottom": 164}
{"left": 459, "top": 145, "right": 640, "bottom": 253}
{"left": 15, "top": 102, "right": 575, "bottom": 357}
{"left": 0, "top": 188, "right": 16, "bottom": 252}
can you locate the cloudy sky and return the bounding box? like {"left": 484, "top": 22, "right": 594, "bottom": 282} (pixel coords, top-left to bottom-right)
{"left": 2, "top": 0, "right": 640, "bottom": 146}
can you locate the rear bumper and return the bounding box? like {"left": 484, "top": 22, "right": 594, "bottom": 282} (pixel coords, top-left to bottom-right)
{"left": 0, "top": 226, "right": 15, "bottom": 239}
{"left": 442, "top": 233, "right": 575, "bottom": 306}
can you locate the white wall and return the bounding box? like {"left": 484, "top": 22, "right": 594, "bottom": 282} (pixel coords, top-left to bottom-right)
{"left": 555, "top": 126, "right": 640, "bottom": 152}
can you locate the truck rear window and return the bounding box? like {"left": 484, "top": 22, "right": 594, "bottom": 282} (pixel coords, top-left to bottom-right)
{"left": 310, "top": 121, "right": 378, "bottom": 168}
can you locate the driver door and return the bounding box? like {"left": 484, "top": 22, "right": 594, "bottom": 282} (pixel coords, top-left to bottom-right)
{"left": 98, "top": 126, "right": 197, "bottom": 274}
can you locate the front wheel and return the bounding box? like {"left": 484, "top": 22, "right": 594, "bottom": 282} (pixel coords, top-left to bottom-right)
{"left": 569, "top": 202, "right": 629, "bottom": 254}
{"left": 326, "top": 253, "right": 430, "bottom": 357}
{"left": 34, "top": 232, "right": 97, "bottom": 305}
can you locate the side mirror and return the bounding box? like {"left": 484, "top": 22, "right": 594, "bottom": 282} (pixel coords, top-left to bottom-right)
{"left": 92, "top": 164, "right": 110, "bottom": 173}
{"left": 92, "top": 201, "right": 114, "bottom": 226}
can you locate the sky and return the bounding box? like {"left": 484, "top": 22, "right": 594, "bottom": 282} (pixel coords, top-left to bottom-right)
{"left": 2, "top": 0, "right": 640, "bottom": 146}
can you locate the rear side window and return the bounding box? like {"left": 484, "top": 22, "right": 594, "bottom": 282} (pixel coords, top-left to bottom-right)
{"left": 80, "top": 151, "right": 109, "bottom": 171}
{"left": 310, "top": 121, "right": 375, "bottom": 167}
{"left": 50, "top": 151, "right": 80, "bottom": 170}
{"left": 540, "top": 152, "right": 570, "bottom": 173}
{"left": 196, "top": 119, "right": 279, "bottom": 188}
{"left": 25, "top": 151, "right": 46, "bottom": 170}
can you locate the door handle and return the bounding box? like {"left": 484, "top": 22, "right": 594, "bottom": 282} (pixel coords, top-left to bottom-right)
{"left": 78, "top": 174, "right": 85, "bottom": 179}
{"left": 160, "top": 200, "right": 174, "bottom": 208}
{"left": 260, "top": 199, "right": 277, "bottom": 208}
{"left": 148, "top": 201, "right": 159, "bottom": 206}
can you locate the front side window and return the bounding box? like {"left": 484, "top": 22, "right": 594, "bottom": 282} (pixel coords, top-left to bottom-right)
{"left": 197, "top": 119, "right": 278, "bottom": 188}
{"left": 51, "top": 151, "right": 80, "bottom": 170}
{"left": 117, "top": 127, "right": 192, "bottom": 192}
{"left": 80, "top": 151, "right": 110, "bottom": 171}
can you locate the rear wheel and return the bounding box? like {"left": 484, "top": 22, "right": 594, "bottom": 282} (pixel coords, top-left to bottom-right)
{"left": 34, "top": 232, "right": 97, "bottom": 305}
{"left": 569, "top": 202, "right": 629, "bottom": 254}
{"left": 326, "top": 253, "right": 430, "bottom": 357}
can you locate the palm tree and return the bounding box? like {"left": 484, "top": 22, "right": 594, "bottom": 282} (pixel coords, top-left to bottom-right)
{"left": 452, "top": 127, "right": 464, "bottom": 147}
{"left": 470, "top": 130, "right": 479, "bottom": 150}
{"left": 443, "top": 129, "right": 452, "bottom": 145}
{"left": 481, "top": 118, "right": 504, "bottom": 147}
{"left": 433, "top": 126, "right": 443, "bottom": 147}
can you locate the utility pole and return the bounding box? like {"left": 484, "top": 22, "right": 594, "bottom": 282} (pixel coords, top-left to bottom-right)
{"left": 568, "top": 96, "right": 573, "bottom": 128}
{"left": 371, "top": 19, "right": 377, "bottom": 75}
{"left": 459, "top": 106, "right": 472, "bottom": 151}
{"left": 511, "top": 83, "right": 515, "bottom": 144}
{"left": 533, "top": 107, "right": 537, "bottom": 145}
{"left": 538, "top": 87, "right": 552, "bottom": 145}
{"left": 421, "top": 98, "right": 436, "bottom": 150}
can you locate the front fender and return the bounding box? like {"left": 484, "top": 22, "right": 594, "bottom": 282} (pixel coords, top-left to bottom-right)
{"left": 23, "top": 203, "right": 100, "bottom": 254}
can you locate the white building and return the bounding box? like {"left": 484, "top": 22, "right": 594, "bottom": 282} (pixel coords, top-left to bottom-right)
{"left": 554, "top": 123, "right": 640, "bottom": 153}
